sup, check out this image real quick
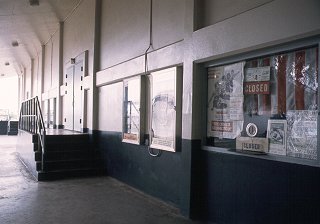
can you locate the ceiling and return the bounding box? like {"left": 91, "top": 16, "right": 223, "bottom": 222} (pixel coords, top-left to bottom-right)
{"left": 0, "top": 0, "right": 81, "bottom": 79}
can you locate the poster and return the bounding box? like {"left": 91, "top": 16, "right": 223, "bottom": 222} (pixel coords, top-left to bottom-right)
{"left": 267, "top": 120, "right": 287, "bottom": 155}
{"left": 150, "top": 68, "right": 177, "bottom": 151}
{"left": 207, "top": 62, "right": 245, "bottom": 139}
{"left": 286, "top": 110, "right": 317, "bottom": 160}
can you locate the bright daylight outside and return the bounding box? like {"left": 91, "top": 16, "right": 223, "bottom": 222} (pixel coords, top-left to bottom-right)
{"left": 0, "top": 76, "right": 19, "bottom": 121}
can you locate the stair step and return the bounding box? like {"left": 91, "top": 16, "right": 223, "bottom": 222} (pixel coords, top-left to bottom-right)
{"left": 44, "top": 150, "right": 96, "bottom": 161}
{"left": 44, "top": 142, "right": 91, "bottom": 152}
{"left": 45, "top": 134, "right": 89, "bottom": 144}
{"left": 30, "top": 131, "right": 105, "bottom": 181}
{"left": 35, "top": 150, "right": 101, "bottom": 162}
{"left": 37, "top": 168, "right": 106, "bottom": 181}
{"left": 36, "top": 159, "right": 103, "bottom": 172}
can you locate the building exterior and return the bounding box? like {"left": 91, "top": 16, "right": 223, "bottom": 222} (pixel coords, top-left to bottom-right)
{"left": 16, "top": 0, "right": 320, "bottom": 223}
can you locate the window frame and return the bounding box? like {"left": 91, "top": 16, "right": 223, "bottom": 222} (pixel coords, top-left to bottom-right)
{"left": 202, "top": 36, "right": 320, "bottom": 167}
{"left": 122, "top": 76, "right": 146, "bottom": 145}
{"left": 149, "top": 67, "right": 182, "bottom": 152}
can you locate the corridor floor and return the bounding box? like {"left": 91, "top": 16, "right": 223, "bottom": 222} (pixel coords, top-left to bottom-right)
{"left": 0, "top": 136, "right": 202, "bottom": 224}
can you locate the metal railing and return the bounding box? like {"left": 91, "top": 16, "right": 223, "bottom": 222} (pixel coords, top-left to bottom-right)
{"left": 19, "top": 96, "right": 46, "bottom": 171}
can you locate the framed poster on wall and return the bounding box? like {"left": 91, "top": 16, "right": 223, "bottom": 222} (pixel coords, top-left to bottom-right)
{"left": 207, "top": 62, "right": 245, "bottom": 139}
{"left": 286, "top": 110, "right": 317, "bottom": 160}
{"left": 150, "top": 67, "right": 182, "bottom": 152}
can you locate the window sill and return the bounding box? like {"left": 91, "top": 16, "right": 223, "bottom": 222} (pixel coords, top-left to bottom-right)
{"left": 202, "top": 146, "right": 320, "bottom": 168}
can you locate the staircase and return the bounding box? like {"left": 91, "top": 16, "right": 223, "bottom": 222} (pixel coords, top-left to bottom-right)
{"left": 18, "top": 96, "right": 104, "bottom": 181}
{"left": 33, "top": 133, "right": 105, "bottom": 181}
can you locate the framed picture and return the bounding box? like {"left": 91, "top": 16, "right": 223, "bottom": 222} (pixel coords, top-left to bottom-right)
{"left": 150, "top": 67, "right": 182, "bottom": 152}
{"left": 267, "top": 120, "right": 287, "bottom": 155}
{"left": 286, "top": 110, "right": 317, "bottom": 160}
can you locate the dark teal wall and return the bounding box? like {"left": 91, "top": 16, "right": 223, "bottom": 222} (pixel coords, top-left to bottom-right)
{"left": 200, "top": 150, "right": 320, "bottom": 224}
{"left": 95, "top": 130, "right": 320, "bottom": 223}
{"left": 95, "top": 131, "right": 197, "bottom": 216}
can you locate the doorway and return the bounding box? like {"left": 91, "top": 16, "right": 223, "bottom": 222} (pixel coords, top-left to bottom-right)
{"left": 64, "top": 60, "right": 84, "bottom": 132}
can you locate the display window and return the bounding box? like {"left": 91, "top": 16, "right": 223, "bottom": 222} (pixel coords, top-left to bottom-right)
{"left": 207, "top": 46, "right": 318, "bottom": 160}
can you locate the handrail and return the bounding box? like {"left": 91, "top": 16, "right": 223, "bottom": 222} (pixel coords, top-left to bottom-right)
{"left": 18, "top": 96, "right": 46, "bottom": 171}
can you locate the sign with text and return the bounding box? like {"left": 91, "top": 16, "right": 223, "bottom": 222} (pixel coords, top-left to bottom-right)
{"left": 244, "top": 81, "right": 270, "bottom": 94}
{"left": 245, "top": 66, "right": 270, "bottom": 82}
{"left": 211, "top": 121, "right": 233, "bottom": 132}
{"left": 236, "top": 137, "right": 269, "bottom": 153}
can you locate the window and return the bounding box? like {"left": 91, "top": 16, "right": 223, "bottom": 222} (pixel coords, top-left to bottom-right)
{"left": 207, "top": 45, "right": 319, "bottom": 161}
{"left": 122, "top": 77, "right": 144, "bottom": 144}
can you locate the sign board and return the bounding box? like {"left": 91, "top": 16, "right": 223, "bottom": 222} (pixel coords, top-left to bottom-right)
{"left": 244, "top": 81, "right": 270, "bottom": 94}
{"left": 245, "top": 66, "right": 270, "bottom": 82}
{"left": 236, "top": 137, "right": 269, "bottom": 153}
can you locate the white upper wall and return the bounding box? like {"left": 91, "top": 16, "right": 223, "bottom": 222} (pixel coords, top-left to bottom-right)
{"left": 63, "top": 0, "right": 95, "bottom": 77}
{"left": 100, "top": 0, "right": 185, "bottom": 70}
{"left": 24, "top": 63, "right": 32, "bottom": 99}
{"left": 43, "top": 30, "right": 60, "bottom": 93}
{"left": 152, "top": 0, "right": 185, "bottom": 49}
{"left": 52, "top": 33, "right": 60, "bottom": 87}
{"left": 98, "top": 82, "right": 123, "bottom": 132}
{"left": 100, "top": 0, "right": 149, "bottom": 69}
{"left": 195, "top": 0, "right": 272, "bottom": 29}
{"left": 193, "top": 0, "right": 320, "bottom": 62}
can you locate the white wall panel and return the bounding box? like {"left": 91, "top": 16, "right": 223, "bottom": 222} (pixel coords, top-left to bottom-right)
{"left": 63, "top": 0, "right": 95, "bottom": 77}
{"left": 25, "top": 63, "right": 32, "bottom": 99}
{"left": 51, "top": 32, "right": 60, "bottom": 87}
{"left": 196, "top": 0, "right": 272, "bottom": 29}
{"left": 43, "top": 41, "right": 52, "bottom": 93}
{"left": 152, "top": 0, "right": 185, "bottom": 49}
{"left": 32, "top": 56, "right": 40, "bottom": 97}
{"left": 100, "top": 0, "right": 149, "bottom": 69}
{"left": 98, "top": 82, "right": 123, "bottom": 132}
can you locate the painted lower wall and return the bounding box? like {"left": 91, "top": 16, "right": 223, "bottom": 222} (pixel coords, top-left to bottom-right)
{"left": 195, "top": 149, "right": 320, "bottom": 224}
{"left": 95, "top": 130, "right": 198, "bottom": 216}
{"left": 94, "top": 128, "right": 320, "bottom": 223}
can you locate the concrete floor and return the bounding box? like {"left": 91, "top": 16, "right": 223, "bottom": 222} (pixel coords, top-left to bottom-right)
{"left": 0, "top": 136, "right": 203, "bottom": 224}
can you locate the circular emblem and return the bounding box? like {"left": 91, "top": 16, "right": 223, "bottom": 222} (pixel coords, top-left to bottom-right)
{"left": 246, "top": 123, "right": 258, "bottom": 137}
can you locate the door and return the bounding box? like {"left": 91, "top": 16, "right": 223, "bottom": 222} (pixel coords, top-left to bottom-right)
{"left": 73, "top": 61, "right": 83, "bottom": 132}
{"left": 64, "top": 61, "right": 83, "bottom": 132}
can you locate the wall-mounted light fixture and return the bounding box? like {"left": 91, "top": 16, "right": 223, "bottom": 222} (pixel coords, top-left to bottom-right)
{"left": 4, "top": 62, "right": 9, "bottom": 66}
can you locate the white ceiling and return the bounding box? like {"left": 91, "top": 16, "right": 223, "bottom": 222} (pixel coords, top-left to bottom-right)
{"left": 0, "top": 0, "right": 81, "bottom": 78}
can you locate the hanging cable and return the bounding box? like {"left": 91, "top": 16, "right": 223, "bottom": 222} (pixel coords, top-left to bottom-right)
{"left": 148, "top": 145, "right": 162, "bottom": 157}
{"left": 144, "top": 0, "right": 161, "bottom": 157}
{"left": 144, "top": 0, "right": 153, "bottom": 75}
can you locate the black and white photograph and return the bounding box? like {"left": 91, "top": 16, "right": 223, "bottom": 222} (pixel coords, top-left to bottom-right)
{"left": 267, "top": 120, "right": 287, "bottom": 155}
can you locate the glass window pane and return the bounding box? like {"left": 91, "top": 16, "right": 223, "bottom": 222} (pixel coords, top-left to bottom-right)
{"left": 207, "top": 46, "right": 318, "bottom": 160}
{"left": 123, "top": 78, "right": 141, "bottom": 143}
